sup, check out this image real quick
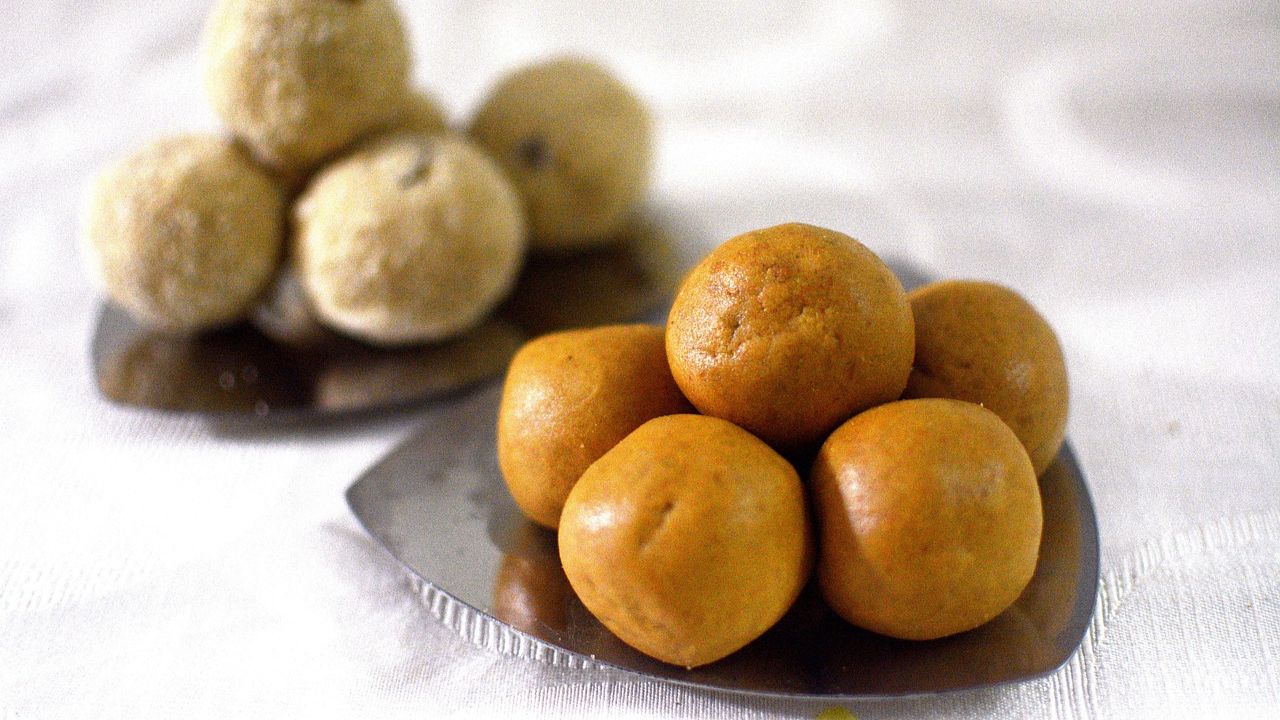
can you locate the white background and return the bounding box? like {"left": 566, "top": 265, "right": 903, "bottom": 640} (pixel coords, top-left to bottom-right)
{"left": 1, "top": 1, "right": 1278, "bottom": 717}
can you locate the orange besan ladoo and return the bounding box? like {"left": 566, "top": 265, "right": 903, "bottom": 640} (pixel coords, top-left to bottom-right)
{"left": 559, "top": 414, "right": 811, "bottom": 668}
{"left": 664, "top": 223, "right": 914, "bottom": 450}
{"left": 497, "top": 324, "right": 692, "bottom": 529}
{"left": 811, "top": 398, "right": 1043, "bottom": 641}
{"left": 904, "top": 280, "right": 1069, "bottom": 476}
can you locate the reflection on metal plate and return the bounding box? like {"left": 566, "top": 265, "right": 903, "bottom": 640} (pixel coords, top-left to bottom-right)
{"left": 90, "top": 207, "right": 685, "bottom": 419}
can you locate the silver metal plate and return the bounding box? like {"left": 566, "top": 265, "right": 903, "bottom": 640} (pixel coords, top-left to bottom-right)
{"left": 346, "top": 383, "right": 1100, "bottom": 700}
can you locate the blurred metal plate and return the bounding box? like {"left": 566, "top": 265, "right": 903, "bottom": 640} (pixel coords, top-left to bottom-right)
{"left": 90, "top": 207, "right": 685, "bottom": 419}
{"left": 346, "top": 383, "right": 1100, "bottom": 700}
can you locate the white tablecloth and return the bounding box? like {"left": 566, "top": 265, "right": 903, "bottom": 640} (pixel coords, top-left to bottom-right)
{"left": 2, "top": 1, "right": 1277, "bottom": 718}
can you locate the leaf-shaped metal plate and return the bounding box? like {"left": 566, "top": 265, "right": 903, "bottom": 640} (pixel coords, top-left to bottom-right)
{"left": 346, "top": 384, "right": 1099, "bottom": 700}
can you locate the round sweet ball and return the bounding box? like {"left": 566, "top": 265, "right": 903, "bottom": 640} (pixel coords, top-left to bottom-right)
{"left": 904, "top": 280, "right": 1069, "bottom": 476}
{"left": 292, "top": 133, "right": 526, "bottom": 346}
{"left": 559, "top": 414, "right": 810, "bottom": 668}
{"left": 497, "top": 324, "right": 693, "bottom": 529}
{"left": 386, "top": 89, "right": 449, "bottom": 136}
{"left": 86, "top": 135, "right": 284, "bottom": 331}
{"left": 203, "top": 0, "right": 411, "bottom": 174}
{"left": 469, "top": 57, "right": 652, "bottom": 250}
{"left": 812, "top": 398, "right": 1042, "bottom": 640}
{"left": 665, "top": 223, "right": 915, "bottom": 450}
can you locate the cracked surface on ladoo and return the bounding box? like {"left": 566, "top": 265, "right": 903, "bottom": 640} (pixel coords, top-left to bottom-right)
{"left": 665, "top": 223, "right": 915, "bottom": 450}
{"left": 558, "top": 414, "right": 810, "bottom": 669}
{"left": 203, "top": 0, "right": 411, "bottom": 174}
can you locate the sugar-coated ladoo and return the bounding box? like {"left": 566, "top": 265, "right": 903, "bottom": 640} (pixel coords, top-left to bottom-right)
{"left": 470, "top": 57, "right": 652, "bottom": 250}
{"left": 86, "top": 135, "right": 284, "bottom": 332}
{"left": 292, "top": 133, "right": 526, "bottom": 346}
{"left": 203, "top": 0, "right": 412, "bottom": 175}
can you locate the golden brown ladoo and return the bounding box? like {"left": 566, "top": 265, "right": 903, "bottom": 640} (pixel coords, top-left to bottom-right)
{"left": 497, "top": 324, "right": 692, "bottom": 529}
{"left": 470, "top": 57, "right": 652, "bottom": 250}
{"left": 559, "top": 414, "right": 811, "bottom": 668}
{"left": 86, "top": 135, "right": 284, "bottom": 332}
{"left": 203, "top": 0, "right": 412, "bottom": 174}
{"left": 905, "top": 280, "right": 1069, "bottom": 475}
{"left": 292, "top": 133, "right": 526, "bottom": 346}
{"left": 665, "top": 222, "right": 915, "bottom": 450}
{"left": 811, "top": 398, "right": 1043, "bottom": 640}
